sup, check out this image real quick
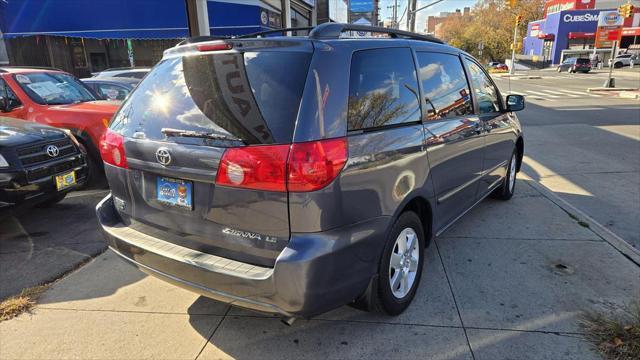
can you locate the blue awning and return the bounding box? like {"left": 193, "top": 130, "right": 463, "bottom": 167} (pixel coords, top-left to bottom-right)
{"left": 0, "top": 0, "right": 277, "bottom": 39}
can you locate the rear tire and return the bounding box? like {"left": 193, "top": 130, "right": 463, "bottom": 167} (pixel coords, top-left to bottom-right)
{"left": 614, "top": 62, "right": 623, "bottom": 68}
{"left": 492, "top": 150, "right": 518, "bottom": 201}
{"left": 375, "top": 211, "right": 425, "bottom": 315}
{"left": 557, "top": 67, "right": 562, "bottom": 72}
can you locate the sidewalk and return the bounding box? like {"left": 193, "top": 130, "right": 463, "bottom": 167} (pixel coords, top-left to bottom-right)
{"left": 1, "top": 179, "right": 638, "bottom": 360}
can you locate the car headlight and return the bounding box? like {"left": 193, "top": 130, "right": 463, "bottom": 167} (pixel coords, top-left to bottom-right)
{"left": 0, "top": 154, "right": 9, "bottom": 168}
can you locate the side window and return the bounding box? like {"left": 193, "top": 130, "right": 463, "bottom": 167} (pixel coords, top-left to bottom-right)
{"left": 0, "top": 79, "right": 22, "bottom": 110}
{"left": 464, "top": 59, "right": 501, "bottom": 114}
{"left": 416, "top": 52, "right": 473, "bottom": 121}
{"left": 348, "top": 47, "right": 421, "bottom": 131}
{"left": 97, "top": 84, "right": 129, "bottom": 100}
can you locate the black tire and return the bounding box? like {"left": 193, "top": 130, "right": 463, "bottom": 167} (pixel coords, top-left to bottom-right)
{"left": 557, "top": 67, "right": 562, "bottom": 72}
{"left": 36, "top": 193, "right": 67, "bottom": 207}
{"left": 492, "top": 150, "right": 518, "bottom": 200}
{"left": 78, "top": 142, "right": 101, "bottom": 188}
{"left": 375, "top": 211, "right": 425, "bottom": 315}
{"left": 614, "top": 62, "right": 623, "bottom": 68}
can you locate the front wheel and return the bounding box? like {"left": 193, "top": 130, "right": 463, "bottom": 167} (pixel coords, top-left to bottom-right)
{"left": 375, "top": 211, "right": 425, "bottom": 315}
{"left": 492, "top": 151, "right": 518, "bottom": 200}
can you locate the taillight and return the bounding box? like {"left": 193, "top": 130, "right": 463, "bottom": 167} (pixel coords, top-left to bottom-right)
{"left": 99, "top": 128, "right": 128, "bottom": 169}
{"left": 215, "top": 137, "right": 347, "bottom": 193}
{"left": 287, "top": 137, "right": 347, "bottom": 192}
{"left": 216, "top": 144, "right": 289, "bottom": 192}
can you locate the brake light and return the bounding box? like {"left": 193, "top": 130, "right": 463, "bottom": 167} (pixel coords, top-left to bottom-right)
{"left": 287, "top": 137, "right": 347, "bottom": 192}
{"left": 99, "top": 129, "right": 128, "bottom": 169}
{"left": 216, "top": 145, "right": 289, "bottom": 192}
{"left": 197, "top": 42, "right": 232, "bottom": 52}
{"left": 215, "top": 137, "right": 348, "bottom": 193}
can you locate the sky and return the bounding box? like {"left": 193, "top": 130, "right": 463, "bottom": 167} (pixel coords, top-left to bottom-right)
{"left": 378, "top": 0, "right": 479, "bottom": 32}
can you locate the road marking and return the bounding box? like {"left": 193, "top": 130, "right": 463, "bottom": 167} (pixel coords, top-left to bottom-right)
{"left": 525, "top": 90, "right": 560, "bottom": 98}
{"left": 557, "top": 107, "right": 605, "bottom": 111}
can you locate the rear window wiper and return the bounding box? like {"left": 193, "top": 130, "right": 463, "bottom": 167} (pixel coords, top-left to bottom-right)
{"left": 161, "top": 128, "right": 240, "bottom": 141}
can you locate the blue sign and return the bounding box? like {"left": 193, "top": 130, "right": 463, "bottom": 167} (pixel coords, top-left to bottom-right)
{"left": 350, "top": 0, "right": 374, "bottom": 13}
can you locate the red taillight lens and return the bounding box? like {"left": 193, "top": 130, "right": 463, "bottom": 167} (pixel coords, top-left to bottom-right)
{"left": 216, "top": 145, "right": 290, "bottom": 192}
{"left": 99, "top": 129, "right": 128, "bottom": 169}
{"left": 287, "top": 137, "right": 347, "bottom": 192}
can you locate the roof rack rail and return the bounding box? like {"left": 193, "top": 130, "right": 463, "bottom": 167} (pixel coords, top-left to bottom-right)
{"left": 235, "top": 27, "right": 315, "bottom": 39}
{"left": 176, "top": 35, "right": 232, "bottom": 46}
{"left": 309, "top": 23, "right": 444, "bottom": 44}
{"left": 0, "top": 65, "right": 64, "bottom": 73}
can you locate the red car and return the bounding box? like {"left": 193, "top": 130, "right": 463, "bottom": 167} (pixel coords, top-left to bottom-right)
{"left": 0, "top": 67, "right": 119, "bottom": 182}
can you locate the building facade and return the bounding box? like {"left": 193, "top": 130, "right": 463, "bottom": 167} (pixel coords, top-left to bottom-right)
{"left": 522, "top": 0, "right": 640, "bottom": 65}
{"left": 0, "top": 0, "right": 316, "bottom": 77}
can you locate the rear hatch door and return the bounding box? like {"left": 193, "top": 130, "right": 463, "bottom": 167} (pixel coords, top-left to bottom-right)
{"left": 108, "top": 40, "right": 313, "bottom": 266}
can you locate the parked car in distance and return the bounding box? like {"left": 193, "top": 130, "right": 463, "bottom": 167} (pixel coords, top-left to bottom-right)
{"left": 487, "top": 62, "right": 508, "bottom": 71}
{"left": 557, "top": 57, "right": 591, "bottom": 73}
{"left": 97, "top": 24, "right": 525, "bottom": 322}
{"left": 91, "top": 67, "right": 150, "bottom": 79}
{"left": 609, "top": 53, "right": 638, "bottom": 68}
{"left": 0, "top": 66, "right": 119, "bottom": 184}
{"left": 1, "top": 117, "right": 87, "bottom": 211}
{"left": 81, "top": 77, "right": 139, "bottom": 101}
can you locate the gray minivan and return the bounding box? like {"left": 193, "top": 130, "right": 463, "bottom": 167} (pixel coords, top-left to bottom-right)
{"left": 96, "top": 24, "right": 525, "bottom": 322}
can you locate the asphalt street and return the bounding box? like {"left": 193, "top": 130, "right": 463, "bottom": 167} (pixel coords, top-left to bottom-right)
{"left": 493, "top": 69, "right": 640, "bottom": 250}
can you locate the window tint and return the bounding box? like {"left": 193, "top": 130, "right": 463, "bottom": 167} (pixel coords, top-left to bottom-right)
{"left": 348, "top": 48, "right": 420, "bottom": 131}
{"left": 576, "top": 58, "right": 590, "bottom": 64}
{"left": 110, "top": 51, "right": 311, "bottom": 145}
{"left": 115, "top": 71, "right": 147, "bottom": 79}
{"left": 465, "top": 59, "right": 501, "bottom": 114}
{"left": 0, "top": 79, "right": 22, "bottom": 109}
{"left": 416, "top": 52, "right": 472, "bottom": 121}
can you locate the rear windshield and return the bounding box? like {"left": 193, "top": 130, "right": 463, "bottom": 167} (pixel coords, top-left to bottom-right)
{"left": 576, "top": 58, "right": 590, "bottom": 64}
{"left": 110, "top": 51, "right": 311, "bottom": 145}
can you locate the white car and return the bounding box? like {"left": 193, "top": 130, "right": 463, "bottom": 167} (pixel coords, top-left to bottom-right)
{"left": 609, "top": 54, "right": 639, "bottom": 68}
{"left": 91, "top": 67, "right": 150, "bottom": 79}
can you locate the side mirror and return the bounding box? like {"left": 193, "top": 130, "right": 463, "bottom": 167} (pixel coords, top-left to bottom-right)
{"left": 506, "top": 94, "right": 525, "bottom": 112}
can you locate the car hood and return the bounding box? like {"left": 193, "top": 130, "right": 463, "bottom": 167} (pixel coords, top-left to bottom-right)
{"left": 48, "top": 100, "right": 121, "bottom": 115}
{"left": 0, "top": 117, "right": 68, "bottom": 148}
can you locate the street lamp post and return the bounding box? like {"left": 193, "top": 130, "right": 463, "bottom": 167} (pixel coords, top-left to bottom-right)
{"left": 408, "top": 0, "right": 445, "bottom": 33}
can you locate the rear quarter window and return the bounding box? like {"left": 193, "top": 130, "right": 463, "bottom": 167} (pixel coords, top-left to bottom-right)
{"left": 348, "top": 47, "right": 421, "bottom": 131}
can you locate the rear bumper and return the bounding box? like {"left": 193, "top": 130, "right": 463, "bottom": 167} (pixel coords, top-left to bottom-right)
{"left": 96, "top": 194, "right": 390, "bottom": 318}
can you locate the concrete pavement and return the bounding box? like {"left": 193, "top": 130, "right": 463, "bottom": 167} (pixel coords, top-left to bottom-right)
{"left": 1, "top": 179, "right": 638, "bottom": 360}
{"left": 493, "top": 71, "right": 640, "bottom": 251}
{"left": 0, "top": 190, "right": 109, "bottom": 299}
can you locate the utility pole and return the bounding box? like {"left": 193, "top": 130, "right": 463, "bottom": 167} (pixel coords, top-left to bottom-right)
{"left": 509, "top": 15, "right": 522, "bottom": 75}
{"left": 408, "top": 0, "right": 445, "bottom": 33}
{"left": 387, "top": 0, "right": 400, "bottom": 29}
{"left": 407, "top": 0, "right": 417, "bottom": 32}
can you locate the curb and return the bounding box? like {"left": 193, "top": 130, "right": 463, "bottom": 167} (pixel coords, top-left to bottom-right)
{"left": 587, "top": 87, "right": 639, "bottom": 92}
{"left": 526, "top": 179, "right": 640, "bottom": 266}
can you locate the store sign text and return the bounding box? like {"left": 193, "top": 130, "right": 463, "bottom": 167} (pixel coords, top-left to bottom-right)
{"left": 563, "top": 13, "right": 598, "bottom": 23}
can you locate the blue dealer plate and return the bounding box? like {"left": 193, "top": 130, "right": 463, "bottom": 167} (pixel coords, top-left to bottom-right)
{"left": 156, "top": 176, "right": 193, "bottom": 210}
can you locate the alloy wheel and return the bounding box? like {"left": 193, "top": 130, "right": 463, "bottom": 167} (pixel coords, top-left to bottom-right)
{"left": 389, "top": 227, "right": 420, "bottom": 299}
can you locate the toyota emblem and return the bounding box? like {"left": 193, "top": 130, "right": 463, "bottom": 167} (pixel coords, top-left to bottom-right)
{"left": 46, "top": 145, "right": 59, "bottom": 157}
{"left": 156, "top": 148, "right": 172, "bottom": 166}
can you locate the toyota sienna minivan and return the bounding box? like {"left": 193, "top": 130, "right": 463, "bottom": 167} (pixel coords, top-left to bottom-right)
{"left": 97, "top": 23, "right": 525, "bottom": 322}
